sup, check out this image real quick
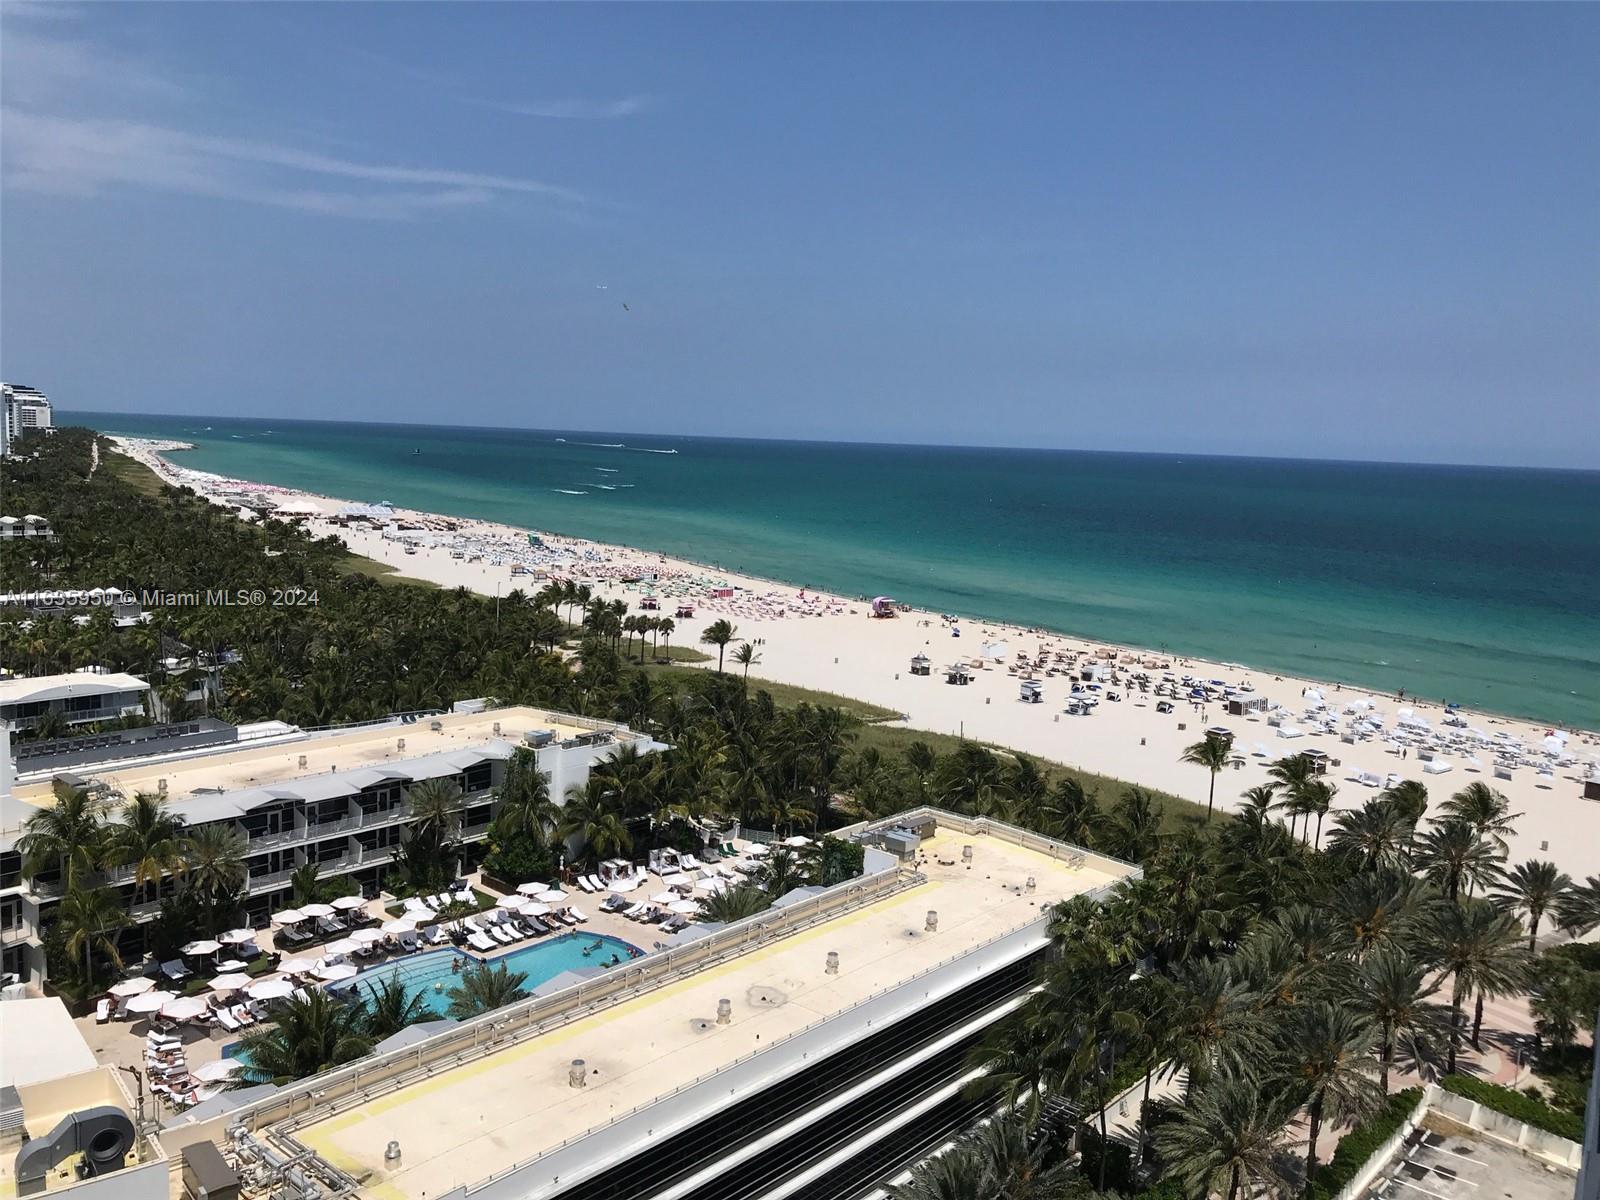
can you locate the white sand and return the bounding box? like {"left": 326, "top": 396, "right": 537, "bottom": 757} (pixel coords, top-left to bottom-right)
{"left": 111, "top": 437, "right": 1600, "bottom": 879}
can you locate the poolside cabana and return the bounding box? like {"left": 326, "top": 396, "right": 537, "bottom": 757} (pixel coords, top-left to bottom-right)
{"left": 909, "top": 653, "right": 932, "bottom": 676}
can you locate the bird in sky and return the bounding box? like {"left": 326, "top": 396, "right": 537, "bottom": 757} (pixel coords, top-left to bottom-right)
{"left": 622, "top": 303, "right": 630, "bottom": 312}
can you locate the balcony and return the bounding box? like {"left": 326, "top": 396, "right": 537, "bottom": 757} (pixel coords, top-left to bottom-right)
{"left": 241, "top": 800, "right": 421, "bottom": 852}
{"left": 245, "top": 866, "right": 300, "bottom": 893}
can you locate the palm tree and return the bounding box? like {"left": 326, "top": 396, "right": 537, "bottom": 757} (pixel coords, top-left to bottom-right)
{"left": 1280, "top": 1001, "right": 1383, "bottom": 1198}
{"left": 732, "top": 642, "right": 760, "bottom": 681}
{"left": 234, "top": 989, "right": 373, "bottom": 1085}
{"left": 494, "top": 750, "right": 558, "bottom": 843}
{"left": 408, "top": 778, "right": 465, "bottom": 842}
{"left": 757, "top": 845, "right": 810, "bottom": 898}
{"left": 1180, "top": 733, "right": 1231, "bottom": 822}
{"left": 1432, "top": 898, "right": 1530, "bottom": 1071}
{"left": 1345, "top": 947, "right": 1442, "bottom": 1092}
{"left": 56, "top": 885, "right": 130, "bottom": 991}
{"left": 1381, "top": 779, "right": 1429, "bottom": 862}
{"left": 698, "top": 884, "right": 772, "bottom": 924}
{"left": 105, "top": 791, "right": 187, "bottom": 905}
{"left": 887, "top": 1117, "right": 1073, "bottom": 1200}
{"left": 1325, "top": 799, "right": 1408, "bottom": 872}
{"left": 1415, "top": 819, "right": 1505, "bottom": 903}
{"left": 1491, "top": 859, "right": 1571, "bottom": 952}
{"left": 17, "top": 781, "right": 108, "bottom": 890}
{"left": 1154, "top": 1078, "right": 1293, "bottom": 1200}
{"left": 1441, "top": 782, "right": 1521, "bottom": 856}
{"left": 559, "top": 779, "right": 632, "bottom": 862}
{"left": 445, "top": 961, "right": 529, "bottom": 1018}
{"left": 658, "top": 617, "right": 675, "bottom": 658}
{"left": 363, "top": 974, "right": 432, "bottom": 1038}
{"left": 1298, "top": 778, "right": 1337, "bottom": 849}
{"left": 1556, "top": 874, "right": 1600, "bottom": 936}
{"left": 1162, "top": 958, "right": 1272, "bottom": 1099}
{"left": 700, "top": 619, "right": 737, "bottom": 673}
{"left": 181, "top": 822, "right": 248, "bottom": 927}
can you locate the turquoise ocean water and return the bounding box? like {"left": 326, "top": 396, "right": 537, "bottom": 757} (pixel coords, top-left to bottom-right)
{"left": 73, "top": 412, "right": 1599, "bottom": 728}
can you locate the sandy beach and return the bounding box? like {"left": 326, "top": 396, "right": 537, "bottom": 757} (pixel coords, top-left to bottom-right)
{"left": 113, "top": 437, "right": 1600, "bottom": 879}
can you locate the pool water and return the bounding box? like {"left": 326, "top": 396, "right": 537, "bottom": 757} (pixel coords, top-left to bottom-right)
{"left": 338, "top": 932, "right": 642, "bottom": 1017}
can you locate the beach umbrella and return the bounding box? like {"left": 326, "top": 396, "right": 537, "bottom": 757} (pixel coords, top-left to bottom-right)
{"left": 331, "top": 895, "right": 367, "bottom": 911}
{"left": 271, "top": 908, "right": 305, "bottom": 925}
{"left": 515, "top": 882, "right": 545, "bottom": 895}
{"left": 782, "top": 836, "right": 811, "bottom": 847}
{"left": 125, "top": 990, "right": 174, "bottom": 1013}
{"left": 298, "top": 903, "right": 336, "bottom": 919}
{"left": 313, "top": 962, "right": 358, "bottom": 982}
{"left": 521, "top": 902, "right": 550, "bottom": 917}
{"left": 192, "top": 1059, "right": 243, "bottom": 1083}
{"left": 208, "top": 974, "right": 250, "bottom": 993}
{"left": 743, "top": 844, "right": 770, "bottom": 858}
{"left": 246, "top": 978, "right": 294, "bottom": 1001}
{"left": 218, "top": 928, "right": 258, "bottom": 945}
{"left": 110, "top": 977, "right": 157, "bottom": 998}
{"left": 650, "top": 891, "right": 678, "bottom": 905}
{"left": 699, "top": 877, "right": 729, "bottom": 894}
{"left": 181, "top": 939, "right": 221, "bottom": 956}
{"left": 278, "top": 956, "right": 320, "bottom": 975}
{"left": 162, "top": 996, "right": 211, "bottom": 1021}
{"left": 668, "top": 899, "right": 699, "bottom": 915}
{"left": 322, "top": 937, "right": 361, "bottom": 957}
{"left": 350, "top": 928, "right": 386, "bottom": 945}
{"left": 659, "top": 872, "right": 691, "bottom": 888}
{"left": 496, "top": 894, "right": 529, "bottom": 910}
{"left": 536, "top": 889, "right": 567, "bottom": 903}
{"left": 382, "top": 918, "right": 417, "bottom": 935}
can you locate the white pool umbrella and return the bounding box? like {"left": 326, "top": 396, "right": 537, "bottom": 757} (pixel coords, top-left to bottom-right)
{"left": 521, "top": 902, "right": 550, "bottom": 917}
{"left": 350, "top": 928, "right": 385, "bottom": 944}
{"left": 192, "top": 1059, "right": 243, "bottom": 1083}
{"left": 299, "top": 903, "right": 336, "bottom": 919}
{"left": 313, "top": 962, "right": 358, "bottom": 982}
{"left": 536, "top": 889, "right": 567, "bottom": 903}
{"left": 744, "top": 844, "right": 770, "bottom": 858}
{"left": 496, "top": 894, "right": 529, "bottom": 909}
{"left": 208, "top": 974, "right": 250, "bottom": 993}
{"left": 650, "top": 891, "right": 677, "bottom": 905}
{"left": 668, "top": 900, "right": 699, "bottom": 915}
{"left": 331, "top": 895, "right": 366, "bottom": 911}
{"left": 322, "top": 937, "right": 361, "bottom": 956}
{"left": 125, "top": 990, "right": 174, "bottom": 1013}
{"left": 271, "top": 909, "right": 306, "bottom": 925}
{"left": 218, "top": 928, "right": 258, "bottom": 945}
{"left": 515, "top": 881, "right": 544, "bottom": 895}
{"left": 278, "top": 956, "right": 320, "bottom": 975}
{"left": 181, "top": 939, "right": 221, "bottom": 956}
{"left": 381, "top": 918, "right": 417, "bottom": 935}
{"left": 110, "top": 977, "right": 157, "bottom": 997}
{"left": 162, "top": 995, "right": 211, "bottom": 1020}
{"left": 782, "top": 836, "right": 811, "bottom": 847}
{"left": 246, "top": 978, "right": 294, "bottom": 1001}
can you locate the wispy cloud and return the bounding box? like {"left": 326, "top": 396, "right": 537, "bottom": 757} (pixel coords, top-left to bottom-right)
{"left": 3, "top": 110, "right": 584, "bottom": 219}
{"left": 472, "top": 95, "right": 655, "bottom": 120}
{"left": 1, "top": 13, "right": 590, "bottom": 220}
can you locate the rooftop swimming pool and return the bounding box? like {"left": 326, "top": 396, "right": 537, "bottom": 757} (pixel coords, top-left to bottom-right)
{"left": 336, "top": 932, "right": 643, "bottom": 1017}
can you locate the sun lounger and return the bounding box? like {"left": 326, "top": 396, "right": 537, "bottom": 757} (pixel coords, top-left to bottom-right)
{"left": 568, "top": 906, "right": 589, "bottom": 923}
{"left": 95, "top": 998, "right": 111, "bottom": 1023}
{"left": 423, "top": 924, "right": 447, "bottom": 945}
{"left": 467, "top": 931, "right": 496, "bottom": 953}
{"left": 489, "top": 924, "right": 516, "bottom": 945}
{"left": 523, "top": 918, "right": 550, "bottom": 935}
{"left": 160, "top": 959, "right": 191, "bottom": 981}
{"left": 215, "top": 1008, "right": 242, "bottom": 1032}
{"left": 623, "top": 903, "right": 647, "bottom": 919}
{"left": 293, "top": 987, "right": 312, "bottom": 1004}
{"left": 230, "top": 1004, "right": 255, "bottom": 1027}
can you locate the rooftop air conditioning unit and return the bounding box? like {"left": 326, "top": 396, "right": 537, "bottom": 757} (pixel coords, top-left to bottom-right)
{"left": 397, "top": 737, "right": 406, "bottom": 751}
{"left": 157, "top": 779, "right": 167, "bottom": 795}
{"left": 429, "top": 720, "right": 443, "bottom": 733}
{"left": 493, "top": 722, "right": 501, "bottom": 736}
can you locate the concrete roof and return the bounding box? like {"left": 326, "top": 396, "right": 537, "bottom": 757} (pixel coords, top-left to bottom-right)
{"left": 0, "top": 998, "right": 97, "bottom": 1088}
{"left": 0, "top": 671, "right": 148, "bottom": 706}
{"left": 294, "top": 827, "right": 1132, "bottom": 1200}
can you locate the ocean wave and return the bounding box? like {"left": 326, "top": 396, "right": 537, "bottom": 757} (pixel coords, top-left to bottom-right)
{"left": 575, "top": 441, "right": 626, "bottom": 449}
{"left": 630, "top": 447, "right": 678, "bottom": 454}
{"left": 596, "top": 484, "right": 617, "bottom": 491}
{"left": 594, "top": 467, "right": 619, "bottom": 473}
{"left": 551, "top": 488, "right": 588, "bottom": 495}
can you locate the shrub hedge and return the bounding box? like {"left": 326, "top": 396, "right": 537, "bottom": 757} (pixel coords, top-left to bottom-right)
{"left": 1440, "top": 1074, "right": 1584, "bottom": 1142}
{"left": 1307, "top": 1088, "right": 1424, "bottom": 1200}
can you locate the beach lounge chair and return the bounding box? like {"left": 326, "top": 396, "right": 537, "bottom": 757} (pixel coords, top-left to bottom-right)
{"left": 524, "top": 918, "right": 550, "bottom": 936}
{"left": 230, "top": 1004, "right": 256, "bottom": 1027}
{"left": 569, "top": 906, "right": 589, "bottom": 923}
{"left": 292, "top": 987, "right": 312, "bottom": 1003}
{"left": 423, "top": 924, "right": 447, "bottom": 946}
{"left": 489, "top": 924, "right": 516, "bottom": 945}
{"left": 467, "top": 931, "right": 496, "bottom": 953}
{"left": 160, "top": 959, "right": 191, "bottom": 982}
{"left": 95, "top": 998, "right": 111, "bottom": 1023}
{"left": 215, "top": 1008, "right": 242, "bottom": 1032}
{"left": 623, "top": 902, "right": 647, "bottom": 919}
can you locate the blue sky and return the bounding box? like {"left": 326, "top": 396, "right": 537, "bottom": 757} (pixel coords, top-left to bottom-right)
{"left": 3, "top": 3, "right": 1596, "bottom": 467}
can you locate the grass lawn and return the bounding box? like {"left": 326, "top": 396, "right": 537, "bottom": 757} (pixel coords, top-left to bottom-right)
{"left": 100, "top": 448, "right": 167, "bottom": 499}
{"left": 330, "top": 550, "right": 441, "bottom": 589}
{"left": 648, "top": 666, "right": 900, "bottom": 723}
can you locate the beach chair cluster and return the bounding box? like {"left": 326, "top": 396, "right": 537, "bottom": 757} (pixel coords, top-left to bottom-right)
{"left": 455, "top": 905, "right": 590, "bottom": 954}
{"left": 145, "top": 1030, "right": 216, "bottom": 1109}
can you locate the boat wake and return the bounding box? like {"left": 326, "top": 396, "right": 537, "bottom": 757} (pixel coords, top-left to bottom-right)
{"left": 594, "top": 467, "right": 620, "bottom": 473}
{"left": 631, "top": 447, "right": 677, "bottom": 454}
{"left": 551, "top": 488, "right": 588, "bottom": 496}
{"left": 575, "top": 441, "right": 625, "bottom": 449}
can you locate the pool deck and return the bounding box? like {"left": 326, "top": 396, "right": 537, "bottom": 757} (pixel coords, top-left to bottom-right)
{"left": 294, "top": 829, "right": 1127, "bottom": 1200}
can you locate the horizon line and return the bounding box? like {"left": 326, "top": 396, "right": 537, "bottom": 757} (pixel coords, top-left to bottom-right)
{"left": 61, "top": 406, "right": 1599, "bottom": 476}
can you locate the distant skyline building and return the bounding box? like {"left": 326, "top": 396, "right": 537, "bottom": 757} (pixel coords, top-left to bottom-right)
{"left": 1, "top": 383, "right": 52, "bottom": 456}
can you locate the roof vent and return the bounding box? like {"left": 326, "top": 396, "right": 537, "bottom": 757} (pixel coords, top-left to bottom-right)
{"left": 429, "top": 720, "right": 443, "bottom": 733}
{"left": 568, "top": 1059, "right": 587, "bottom": 1089}
{"left": 397, "top": 737, "right": 406, "bottom": 751}
{"left": 493, "top": 721, "right": 501, "bottom": 736}
{"left": 298, "top": 755, "right": 308, "bottom": 769}
{"left": 157, "top": 779, "right": 167, "bottom": 795}
{"left": 825, "top": 950, "right": 839, "bottom": 975}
